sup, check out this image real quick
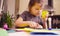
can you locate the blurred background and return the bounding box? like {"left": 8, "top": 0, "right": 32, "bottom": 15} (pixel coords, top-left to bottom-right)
{"left": 0, "top": 0, "right": 60, "bottom": 15}
{"left": 0, "top": 0, "right": 60, "bottom": 29}
{"left": 0, "top": 0, "right": 60, "bottom": 18}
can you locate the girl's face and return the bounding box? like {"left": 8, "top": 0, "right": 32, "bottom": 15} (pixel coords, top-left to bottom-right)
{"left": 30, "top": 3, "right": 42, "bottom": 16}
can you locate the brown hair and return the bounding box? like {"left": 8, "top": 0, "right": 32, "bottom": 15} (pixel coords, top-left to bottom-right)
{"left": 28, "top": 0, "right": 42, "bottom": 11}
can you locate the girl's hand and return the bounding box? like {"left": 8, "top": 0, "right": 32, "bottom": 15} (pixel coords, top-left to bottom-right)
{"left": 36, "top": 24, "right": 43, "bottom": 29}
{"left": 28, "top": 21, "right": 43, "bottom": 28}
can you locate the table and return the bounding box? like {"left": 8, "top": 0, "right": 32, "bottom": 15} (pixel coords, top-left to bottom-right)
{"left": 8, "top": 28, "right": 60, "bottom": 36}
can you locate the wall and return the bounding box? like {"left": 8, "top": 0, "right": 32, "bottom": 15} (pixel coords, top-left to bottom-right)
{"left": 7, "top": 0, "right": 15, "bottom": 15}
{"left": 53, "top": 0, "right": 60, "bottom": 15}
{"left": 19, "top": 0, "right": 29, "bottom": 14}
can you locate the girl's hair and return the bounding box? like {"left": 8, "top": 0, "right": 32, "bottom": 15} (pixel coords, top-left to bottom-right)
{"left": 28, "top": 0, "right": 42, "bottom": 11}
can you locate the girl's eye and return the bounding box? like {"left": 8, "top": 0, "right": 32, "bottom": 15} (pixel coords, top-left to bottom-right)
{"left": 36, "top": 9, "right": 39, "bottom": 10}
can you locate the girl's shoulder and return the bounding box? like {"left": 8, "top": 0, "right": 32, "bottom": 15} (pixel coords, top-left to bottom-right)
{"left": 21, "top": 11, "right": 29, "bottom": 15}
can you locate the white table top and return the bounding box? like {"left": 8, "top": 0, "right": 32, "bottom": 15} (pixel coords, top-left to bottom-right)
{"left": 8, "top": 28, "right": 60, "bottom": 36}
